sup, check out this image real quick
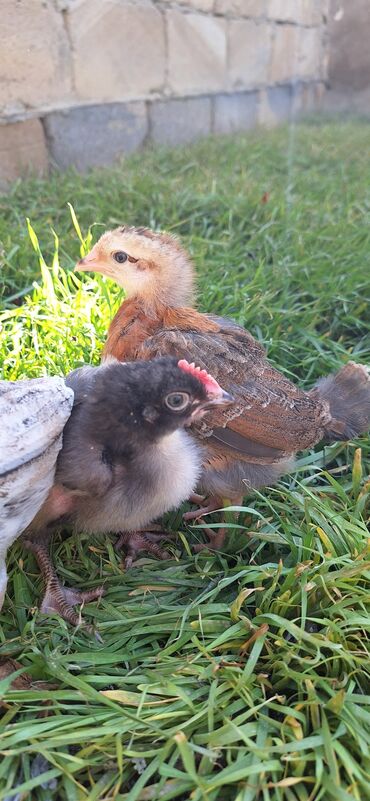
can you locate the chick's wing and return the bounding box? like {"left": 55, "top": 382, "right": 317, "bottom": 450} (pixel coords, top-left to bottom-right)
{"left": 136, "top": 312, "right": 330, "bottom": 453}
{"left": 58, "top": 365, "right": 114, "bottom": 497}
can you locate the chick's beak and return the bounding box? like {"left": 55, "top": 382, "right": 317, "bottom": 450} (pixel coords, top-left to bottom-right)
{"left": 202, "top": 388, "right": 234, "bottom": 410}
{"left": 75, "top": 245, "right": 101, "bottom": 273}
{"left": 190, "top": 388, "right": 234, "bottom": 421}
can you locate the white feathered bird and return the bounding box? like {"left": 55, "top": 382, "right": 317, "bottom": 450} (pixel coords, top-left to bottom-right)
{"left": 0, "top": 376, "right": 73, "bottom": 608}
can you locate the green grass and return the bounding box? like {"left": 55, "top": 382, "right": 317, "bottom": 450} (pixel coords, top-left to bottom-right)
{"left": 0, "top": 120, "right": 370, "bottom": 801}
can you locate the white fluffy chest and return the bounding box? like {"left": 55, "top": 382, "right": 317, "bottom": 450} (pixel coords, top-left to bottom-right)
{"left": 143, "top": 429, "right": 201, "bottom": 519}
{"left": 75, "top": 429, "right": 202, "bottom": 533}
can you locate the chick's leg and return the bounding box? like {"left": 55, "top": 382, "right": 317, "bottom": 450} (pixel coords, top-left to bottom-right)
{"left": 24, "top": 540, "right": 104, "bottom": 630}
{"left": 189, "top": 495, "right": 244, "bottom": 552}
{"left": 192, "top": 523, "right": 227, "bottom": 552}
{"left": 183, "top": 495, "right": 224, "bottom": 521}
{"left": 115, "top": 528, "right": 175, "bottom": 568}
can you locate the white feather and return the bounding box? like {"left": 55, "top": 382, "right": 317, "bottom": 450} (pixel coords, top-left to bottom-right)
{"left": 0, "top": 377, "right": 73, "bottom": 607}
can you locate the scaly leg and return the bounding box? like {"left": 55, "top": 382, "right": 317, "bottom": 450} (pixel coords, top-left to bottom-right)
{"left": 24, "top": 539, "right": 104, "bottom": 634}
{"left": 115, "top": 529, "right": 175, "bottom": 568}
{"left": 188, "top": 495, "right": 244, "bottom": 552}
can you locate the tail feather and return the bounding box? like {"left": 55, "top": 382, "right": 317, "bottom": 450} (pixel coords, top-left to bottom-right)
{"left": 314, "top": 361, "right": 370, "bottom": 441}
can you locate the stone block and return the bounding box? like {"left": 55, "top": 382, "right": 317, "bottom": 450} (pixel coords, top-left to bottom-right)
{"left": 186, "top": 0, "right": 214, "bottom": 8}
{"left": 328, "top": 0, "right": 370, "bottom": 91}
{"left": 167, "top": 11, "right": 227, "bottom": 94}
{"left": 149, "top": 96, "right": 212, "bottom": 146}
{"left": 215, "top": 0, "right": 267, "bottom": 14}
{"left": 297, "top": 27, "right": 322, "bottom": 79}
{"left": 269, "top": 24, "right": 299, "bottom": 83}
{"left": 293, "top": 81, "right": 326, "bottom": 113}
{"left": 0, "top": 120, "right": 48, "bottom": 185}
{"left": 68, "top": 1, "right": 165, "bottom": 101}
{"left": 44, "top": 103, "right": 148, "bottom": 171}
{"left": 173, "top": 0, "right": 215, "bottom": 9}
{"left": 0, "top": 0, "right": 71, "bottom": 114}
{"left": 321, "top": 86, "right": 370, "bottom": 115}
{"left": 229, "top": 20, "right": 272, "bottom": 88}
{"left": 267, "top": 0, "right": 324, "bottom": 26}
{"left": 258, "top": 85, "right": 292, "bottom": 126}
{"left": 213, "top": 91, "right": 258, "bottom": 133}
{"left": 160, "top": 0, "right": 214, "bottom": 8}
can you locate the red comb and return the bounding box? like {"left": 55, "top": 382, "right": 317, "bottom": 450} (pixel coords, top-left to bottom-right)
{"left": 178, "top": 359, "right": 222, "bottom": 397}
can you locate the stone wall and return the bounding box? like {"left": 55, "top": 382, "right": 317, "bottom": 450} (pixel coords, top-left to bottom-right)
{"left": 324, "top": 0, "right": 370, "bottom": 114}
{"left": 0, "top": 0, "right": 328, "bottom": 183}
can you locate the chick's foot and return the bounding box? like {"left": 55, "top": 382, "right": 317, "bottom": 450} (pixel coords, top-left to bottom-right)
{"left": 186, "top": 494, "right": 244, "bottom": 552}
{"left": 41, "top": 581, "right": 104, "bottom": 627}
{"left": 183, "top": 495, "right": 223, "bottom": 521}
{"left": 192, "top": 526, "right": 228, "bottom": 552}
{"left": 24, "top": 540, "right": 104, "bottom": 635}
{"left": 187, "top": 492, "right": 206, "bottom": 505}
{"left": 183, "top": 495, "right": 225, "bottom": 551}
{"left": 116, "top": 530, "right": 174, "bottom": 568}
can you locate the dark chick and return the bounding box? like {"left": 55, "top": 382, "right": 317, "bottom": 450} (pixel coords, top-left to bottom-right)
{"left": 76, "top": 226, "right": 370, "bottom": 551}
{"left": 25, "top": 356, "right": 232, "bottom": 628}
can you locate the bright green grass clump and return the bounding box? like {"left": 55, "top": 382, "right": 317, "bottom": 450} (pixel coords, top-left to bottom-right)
{"left": 0, "top": 121, "right": 370, "bottom": 801}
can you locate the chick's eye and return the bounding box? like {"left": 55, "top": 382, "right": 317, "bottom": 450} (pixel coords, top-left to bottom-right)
{"left": 165, "top": 392, "right": 190, "bottom": 411}
{"left": 113, "top": 251, "right": 128, "bottom": 264}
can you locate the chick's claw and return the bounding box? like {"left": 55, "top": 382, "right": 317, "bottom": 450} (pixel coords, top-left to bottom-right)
{"left": 115, "top": 530, "right": 175, "bottom": 568}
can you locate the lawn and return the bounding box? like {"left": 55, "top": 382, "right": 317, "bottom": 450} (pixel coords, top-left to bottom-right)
{"left": 0, "top": 120, "right": 370, "bottom": 801}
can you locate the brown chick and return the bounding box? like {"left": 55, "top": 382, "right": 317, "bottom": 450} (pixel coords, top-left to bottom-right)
{"left": 76, "top": 226, "right": 370, "bottom": 551}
